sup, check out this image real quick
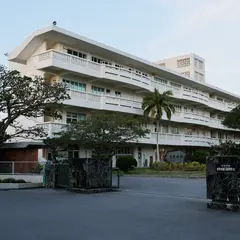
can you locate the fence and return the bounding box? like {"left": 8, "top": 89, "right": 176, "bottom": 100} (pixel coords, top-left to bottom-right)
{"left": 0, "top": 161, "right": 43, "bottom": 175}
{"left": 45, "top": 159, "right": 121, "bottom": 190}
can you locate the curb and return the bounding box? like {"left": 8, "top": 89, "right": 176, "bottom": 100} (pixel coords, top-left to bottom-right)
{"left": 123, "top": 175, "right": 205, "bottom": 179}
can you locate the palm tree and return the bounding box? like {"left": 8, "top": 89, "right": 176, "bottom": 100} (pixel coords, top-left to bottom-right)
{"left": 142, "top": 88, "right": 175, "bottom": 162}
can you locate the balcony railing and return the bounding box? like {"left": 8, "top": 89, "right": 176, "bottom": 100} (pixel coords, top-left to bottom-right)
{"left": 34, "top": 50, "right": 238, "bottom": 112}
{"left": 64, "top": 90, "right": 232, "bottom": 130}
{"left": 37, "top": 122, "right": 236, "bottom": 147}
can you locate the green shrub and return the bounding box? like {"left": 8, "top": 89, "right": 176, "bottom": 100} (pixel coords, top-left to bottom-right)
{"left": 149, "top": 159, "right": 153, "bottom": 168}
{"left": 0, "top": 178, "right": 26, "bottom": 183}
{"left": 2, "top": 178, "right": 16, "bottom": 183}
{"left": 151, "top": 162, "right": 170, "bottom": 171}
{"left": 32, "top": 163, "right": 43, "bottom": 174}
{"left": 16, "top": 179, "right": 27, "bottom": 183}
{"left": 184, "top": 161, "right": 202, "bottom": 171}
{"left": 116, "top": 156, "right": 137, "bottom": 172}
{"left": 191, "top": 150, "right": 210, "bottom": 164}
{"left": 170, "top": 162, "right": 184, "bottom": 170}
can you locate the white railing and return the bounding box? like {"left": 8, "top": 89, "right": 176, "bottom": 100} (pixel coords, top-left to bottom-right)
{"left": 34, "top": 50, "right": 238, "bottom": 112}
{"left": 38, "top": 121, "right": 237, "bottom": 147}
{"left": 37, "top": 122, "right": 67, "bottom": 138}
{"left": 64, "top": 90, "right": 234, "bottom": 130}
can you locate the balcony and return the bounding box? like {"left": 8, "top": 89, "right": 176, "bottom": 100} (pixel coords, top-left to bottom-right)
{"left": 34, "top": 50, "right": 151, "bottom": 91}
{"left": 63, "top": 90, "right": 231, "bottom": 130}
{"left": 34, "top": 50, "right": 237, "bottom": 112}
{"left": 37, "top": 122, "right": 227, "bottom": 147}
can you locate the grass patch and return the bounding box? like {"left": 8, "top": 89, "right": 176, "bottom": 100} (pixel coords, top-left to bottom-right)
{"left": 121, "top": 168, "right": 206, "bottom": 177}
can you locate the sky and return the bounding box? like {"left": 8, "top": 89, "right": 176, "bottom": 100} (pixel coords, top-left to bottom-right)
{"left": 0, "top": 0, "right": 240, "bottom": 94}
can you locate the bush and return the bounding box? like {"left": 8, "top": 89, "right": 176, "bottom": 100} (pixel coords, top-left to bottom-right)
{"left": 0, "top": 178, "right": 26, "bottom": 183}
{"left": 172, "top": 162, "right": 184, "bottom": 171}
{"left": 184, "top": 161, "right": 202, "bottom": 171}
{"left": 2, "top": 178, "right": 16, "bottom": 183}
{"left": 32, "top": 163, "right": 43, "bottom": 174}
{"left": 191, "top": 150, "right": 210, "bottom": 164}
{"left": 116, "top": 156, "right": 137, "bottom": 172}
{"left": 151, "top": 162, "right": 171, "bottom": 171}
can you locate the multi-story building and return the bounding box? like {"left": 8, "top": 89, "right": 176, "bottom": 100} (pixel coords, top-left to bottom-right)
{"left": 7, "top": 25, "right": 240, "bottom": 166}
{"left": 156, "top": 53, "right": 206, "bottom": 82}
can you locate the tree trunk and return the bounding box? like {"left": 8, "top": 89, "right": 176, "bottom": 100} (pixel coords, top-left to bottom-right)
{"left": 156, "top": 119, "right": 160, "bottom": 162}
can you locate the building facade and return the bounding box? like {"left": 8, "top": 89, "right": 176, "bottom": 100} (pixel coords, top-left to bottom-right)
{"left": 156, "top": 53, "right": 206, "bottom": 82}
{"left": 7, "top": 25, "right": 240, "bottom": 166}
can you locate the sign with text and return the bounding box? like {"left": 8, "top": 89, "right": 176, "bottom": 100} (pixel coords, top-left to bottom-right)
{"left": 165, "top": 150, "right": 186, "bottom": 163}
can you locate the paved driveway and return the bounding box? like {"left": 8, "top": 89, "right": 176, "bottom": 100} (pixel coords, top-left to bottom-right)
{"left": 0, "top": 177, "right": 239, "bottom": 240}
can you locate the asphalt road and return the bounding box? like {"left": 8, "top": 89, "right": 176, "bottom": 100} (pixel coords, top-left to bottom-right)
{"left": 1, "top": 177, "right": 240, "bottom": 240}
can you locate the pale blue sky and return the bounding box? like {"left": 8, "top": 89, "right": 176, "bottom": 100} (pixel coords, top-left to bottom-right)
{"left": 0, "top": 0, "right": 240, "bottom": 94}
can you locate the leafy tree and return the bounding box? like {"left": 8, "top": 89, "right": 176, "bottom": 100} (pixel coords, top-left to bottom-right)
{"left": 57, "top": 111, "right": 149, "bottom": 159}
{"left": 210, "top": 140, "right": 240, "bottom": 156}
{"left": 0, "top": 65, "right": 70, "bottom": 144}
{"left": 142, "top": 88, "right": 175, "bottom": 162}
{"left": 190, "top": 150, "right": 210, "bottom": 164}
{"left": 222, "top": 105, "right": 240, "bottom": 129}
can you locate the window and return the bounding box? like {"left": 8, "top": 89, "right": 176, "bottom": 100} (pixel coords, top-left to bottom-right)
{"left": 68, "top": 144, "right": 79, "bottom": 159}
{"left": 62, "top": 79, "right": 86, "bottom": 92}
{"left": 92, "top": 85, "right": 105, "bottom": 94}
{"left": 216, "top": 97, "right": 223, "bottom": 102}
{"left": 92, "top": 56, "right": 111, "bottom": 65}
{"left": 170, "top": 82, "right": 181, "bottom": 88}
{"left": 67, "top": 48, "right": 87, "bottom": 59}
{"left": 106, "top": 89, "right": 111, "bottom": 95}
{"left": 154, "top": 76, "right": 167, "bottom": 85}
{"left": 194, "top": 58, "right": 204, "bottom": 70}
{"left": 171, "top": 127, "right": 179, "bottom": 134}
{"left": 195, "top": 72, "right": 204, "bottom": 82}
{"left": 115, "top": 91, "right": 121, "bottom": 97}
{"left": 161, "top": 125, "right": 168, "bottom": 133}
{"left": 66, "top": 112, "right": 86, "bottom": 123}
{"left": 173, "top": 105, "right": 181, "bottom": 111}
{"left": 186, "top": 128, "right": 193, "bottom": 135}
{"left": 117, "top": 147, "right": 133, "bottom": 155}
{"left": 115, "top": 64, "right": 123, "bottom": 68}
{"left": 136, "top": 70, "right": 148, "bottom": 77}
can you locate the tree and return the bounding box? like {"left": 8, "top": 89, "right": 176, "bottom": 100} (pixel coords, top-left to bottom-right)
{"left": 0, "top": 65, "right": 70, "bottom": 144}
{"left": 57, "top": 111, "right": 150, "bottom": 159}
{"left": 142, "top": 88, "right": 175, "bottom": 162}
{"left": 210, "top": 140, "right": 240, "bottom": 156}
{"left": 222, "top": 105, "right": 240, "bottom": 129}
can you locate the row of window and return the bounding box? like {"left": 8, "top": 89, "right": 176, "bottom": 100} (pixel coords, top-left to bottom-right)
{"left": 63, "top": 79, "right": 122, "bottom": 96}
{"left": 62, "top": 79, "right": 86, "bottom": 91}
{"left": 153, "top": 125, "right": 179, "bottom": 134}
{"left": 67, "top": 48, "right": 87, "bottom": 59}
{"left": 62, "top": 79, "right": 232, "bottom": 115}
{"left": 64, "top": 48, "right": 234, "bottom": 105}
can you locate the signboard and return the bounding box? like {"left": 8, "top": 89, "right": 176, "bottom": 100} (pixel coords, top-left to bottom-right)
{"left": 216, "top": 164, "right": 237, "bottom": 172}
{"left": 165, "top": 150, "right": 186, "bottom": 163}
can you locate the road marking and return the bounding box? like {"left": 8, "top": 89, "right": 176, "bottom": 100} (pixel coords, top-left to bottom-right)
{"left": 114, "top": 189, "right": 207, "bottom": 202}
